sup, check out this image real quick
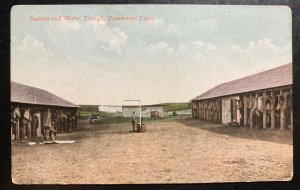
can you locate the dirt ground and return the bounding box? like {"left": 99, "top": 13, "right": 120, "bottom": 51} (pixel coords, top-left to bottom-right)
{"left": 12, "top": 116, "right": 293, "bottom": 184}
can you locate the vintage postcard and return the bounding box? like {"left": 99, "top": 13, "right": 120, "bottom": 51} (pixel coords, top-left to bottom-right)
{"left": 11, "top": 5, "right": 292, "bottom": 184}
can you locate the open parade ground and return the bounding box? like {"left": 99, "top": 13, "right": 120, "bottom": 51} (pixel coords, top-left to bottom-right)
{"left": 12, "top": 116, "right": 292, "bottom": 184}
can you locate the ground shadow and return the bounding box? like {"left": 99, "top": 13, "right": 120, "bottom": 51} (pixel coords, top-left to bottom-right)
{"left": 177, "top": 118, "right": 292, "bottom": 145}
{"left": 57, "top": 123, "right": 134, "bottom": 141}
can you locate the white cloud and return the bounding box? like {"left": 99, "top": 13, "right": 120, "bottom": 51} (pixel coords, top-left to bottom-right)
{"left": 247, "top": 38, "right": 282, "bottom": 52}
{"left": 10, "top": 5, "right": 292, "bottom": 105}
{"left": 16, "top": 34, "right": 46, "bottom": 51}
{"left": 145, "top": 18, "right": 183, "bottom": 37}
{"left": 176, "top": 38, "right": 290, "bottom": 64}
{"left": 146, "top": 42, "right": 174, "bottom": 55}
{"left": 226, "top": 43, "right": 242, "bottom": 52}
{"left": 166, "top": 38, "right": 291, "bottom": 99}
{"left": 11, "top": 24, "right": 291, "bottom": 105}
{"left": 47, "top": 20, "right": 82, "bottom": 41}
{"left": 87, "top": 19, "right": 107, "bottom": 30}
{"left": 175, "top": 38, "right": 291, "bottom": 88}
{"left": 191, "top": 40, "right": 205, "bottom": 47}
{"left": 206, "top": 43, "right": 217, "bottom": 51}
{"left": 146, "top": 18, "right": 219, "bottom": 37}
{"left": 148, "top": 18, "right": 165, "bottom": 27}
{"left": 10, "top": 30, "right": 129, "bottom": 104}
{"left": 64, "top": 20, "right": 82, "bottom": 30}
{"left": 11, "top": 35, "right": 53, "bottom": 76}
{"left": 96, "top": 27, "right": 128, "bottom": 54}
{"left": 47, "top": 19, "right": 127, "bottom": 56}
{"left": 165, "top": 23, "right": 182, "bottom": 36}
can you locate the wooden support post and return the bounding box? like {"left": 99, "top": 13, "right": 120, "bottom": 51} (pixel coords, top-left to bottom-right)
{"left": 28, "top": 122, "right": 32, "bottom": 138}
{"left": 204, "top": 101, "right": 206, "bottom": 120}
{"left": 207, "top": 101, "right": 209, "bottom": 121}
{"left": 279, "top": 90, "right": 286, "bottom": 130}
{"left": 196, "top": 102, "right": 198, "bottom": 118}
{"left": 194, "top": 102, "right": 196, "bottom": 118}
{"left": 21, "top": 119, "right": 26, "bottom": 140}
{"left": 270, "top": 91, "right": 276, "bottom": 130}
{"left": 216, "top": 101, "right": 219, "bottom": 122}
{"left": 291, "top": 109, "right": 293, "bottom": 131}
{"left": 249, "top": 94, "right": 253, "bottom": 129}
{"left": 290, "top": 89, "right": 293, "bottom": 131}
{"left": 209, "top": 101, "right": 211, "bottom": 121}
{"left": 216, "top": 100, "right": 219, "bottom": 122}
{"left": 254, "top": 94, "right": 259, "bottom": 128}
{"left": 193, "top": 102, "right": 199, "bottom": 118}
{"left": 16, "top": 119, "right": 20, "bottom": 140}
{"left": 201, "top": 101, "right": 203, "bottom": 119}
{"left": 198, "top": 102, "right": 201, "bottom": 119}
{"left": 200, "top": 101, "right": 203, "bottom": 119}
{"left": 202, "top": 101, "right": 205, "bottom": 119}
{"left": 280, "top": 108, "right": 285, "bottom": 130}
{"left": 200, "top": 102, "right": 202, "bottom": 119}
{"left": 243, "top": 96, "right": 248, "bottom": 127}
{"left": 198, "top": 102, "right": 200, "bottom": 119}
{"left": 196, "top": 103, "right": 198, "bottom": 118}
{"left": 58, "top": 118, "right": 61, "bottom": 133}
{"left": 213, "top": 100, "right": 217, "bottom": 122}
{"left": 198, "top": 101, "right": 201, "bottom": 118}
{"left": 193, "top": 102, "right": 195, "bottom": 118}
{"left": 218, "top": 99, "right": 222, "bottom": 123}
{"left": 192, "top": 103, "right": 195, "bottom": 118}
{"left": 263, "top": 92, "right": 267, "bottom": 129}
{"left": 36, "top": 113, "right": 41, "bottom": 137}
{"left": 206, "top": 101, "right": 209, "bottom": 121}
{"left": 208, "top": 101, "right": 211, "bottom": 121}
{"left": 262, "top": 112, "right": 267, "bottom": 129}
{"left": 199, "top": 102, "right": 201, "bottom": 119}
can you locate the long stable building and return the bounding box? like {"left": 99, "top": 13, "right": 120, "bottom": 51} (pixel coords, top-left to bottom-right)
{"left": 191, "top": 63, "right": 292, "bottom": 131}
{"left": 11, "top": 82, "right": 79, "bottom": 141}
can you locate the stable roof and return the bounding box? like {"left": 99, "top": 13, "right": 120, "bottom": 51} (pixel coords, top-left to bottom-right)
{"left": 11, "top": 82, "right": 79, "bottom": 108}
{"left": 192, "top": 63, "right": 292, "bottom": 101}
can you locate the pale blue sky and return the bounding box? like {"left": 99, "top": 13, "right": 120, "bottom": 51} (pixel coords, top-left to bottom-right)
{"left": 11, "top": 5, "right": 292, "bottom": 105}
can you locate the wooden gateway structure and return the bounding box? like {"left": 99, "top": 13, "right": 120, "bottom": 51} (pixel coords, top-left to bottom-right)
{"left": 11, "top": 82, "right": 79, "bottom": 141}
{"left": 191, "top": 63, "right": 293, "bottom": 131}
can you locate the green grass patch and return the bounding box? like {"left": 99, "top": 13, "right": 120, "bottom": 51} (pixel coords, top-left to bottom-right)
{"left": 79, "top": 111, "right": 121, "bottom": 120}
{"left": 162, "top": 103, "right": 191, "bottom": 112}
{"left": 78, "top": 105, "right": 99, "bottom": 112}
{"left": 96, "top": 116, "right": 131, "bottom": 125}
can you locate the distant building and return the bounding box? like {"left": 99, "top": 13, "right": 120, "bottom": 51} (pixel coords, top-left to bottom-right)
{"left": 11, "top": 82, "right": 79, "bottom": 141}
{"left": 191, "top": 63, "right": 292, "bottom": 131}
{"left": 98, "top": 105, "right": 122, "bottom": 113}
{"left": 122, "top": 105, "right": 166, "bottom": 118}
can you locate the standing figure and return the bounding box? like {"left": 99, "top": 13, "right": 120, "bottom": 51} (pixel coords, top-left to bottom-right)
{"left": 49, "top": 121, "right": 57, "bottom": 141}
{"left": 132, "top": 112, "right": 137, "bottom": 132}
